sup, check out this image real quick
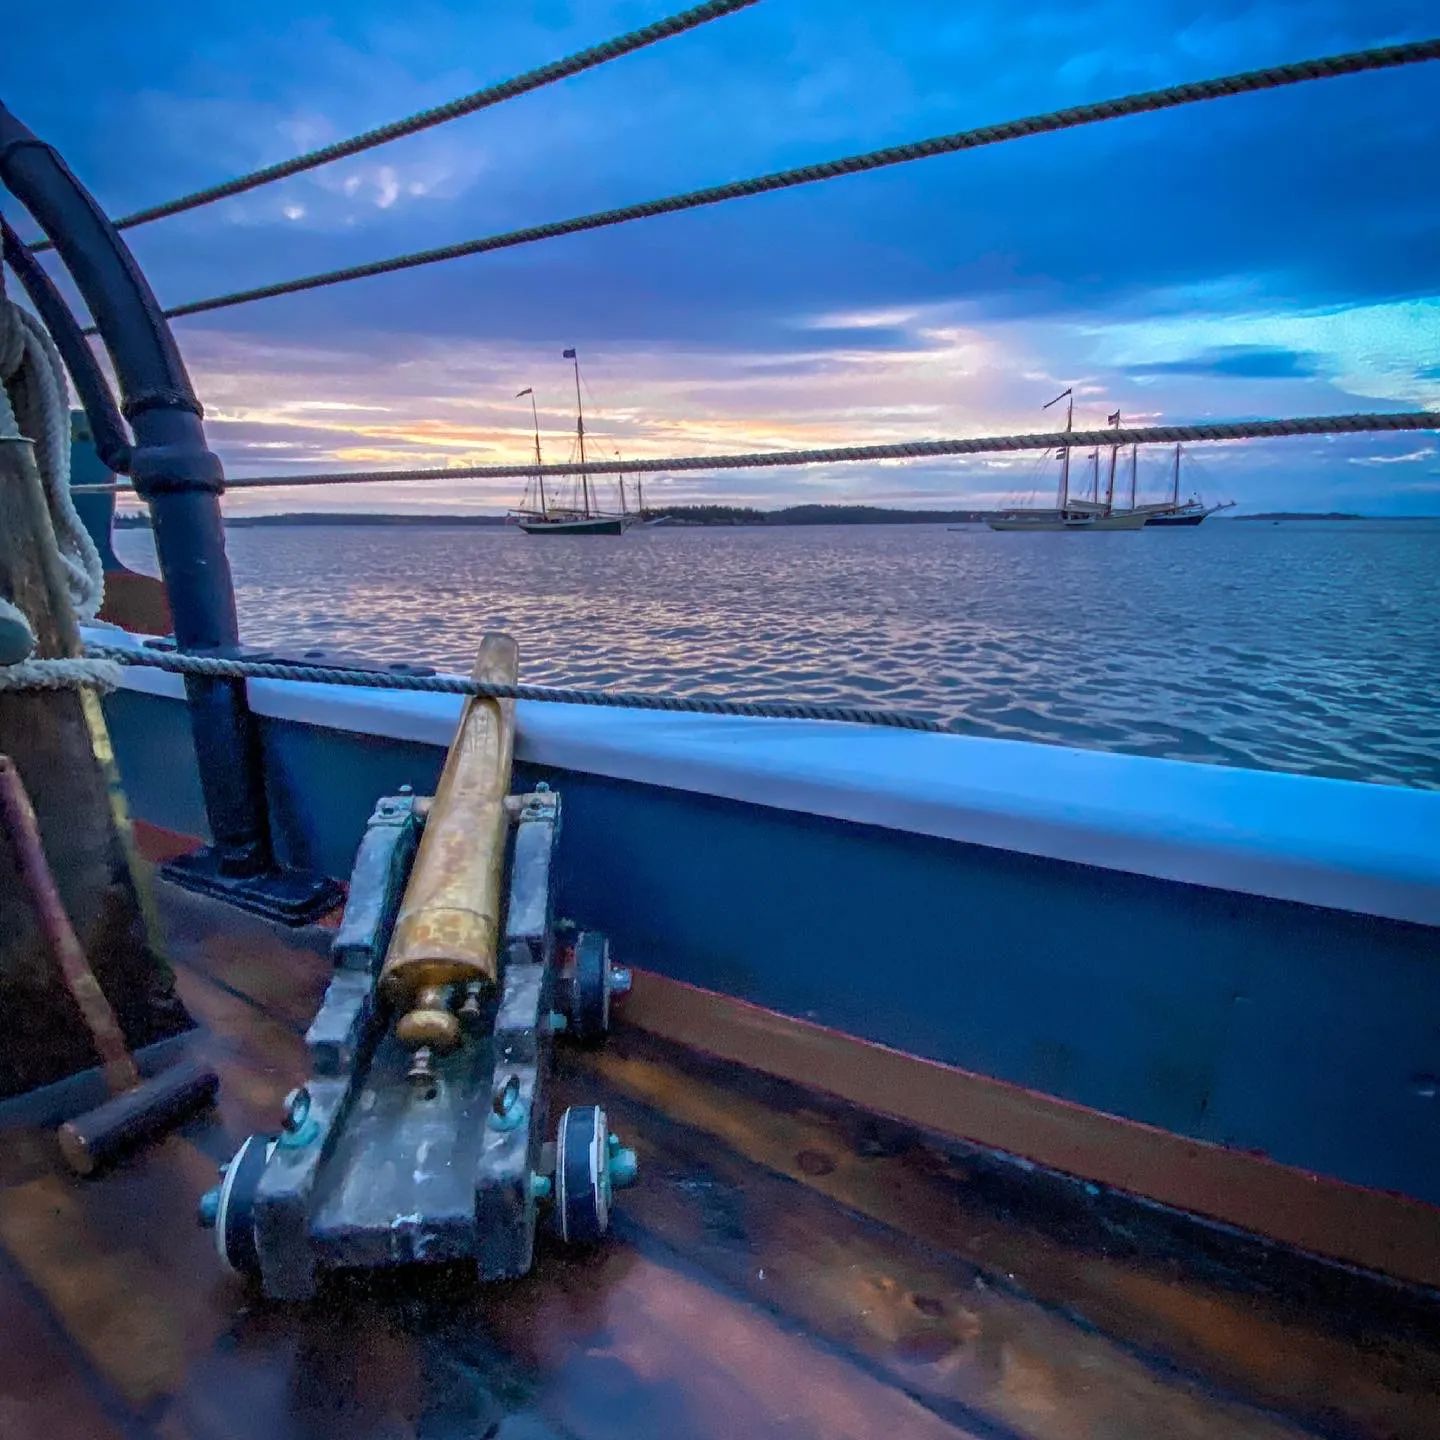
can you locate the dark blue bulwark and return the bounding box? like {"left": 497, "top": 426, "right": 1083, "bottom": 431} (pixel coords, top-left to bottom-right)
{"left": 101, "top": 690, "right": 210, "bottom": 838}
{"left": 101, "top": 689, "right": 1440, "bottom": 1210}
{"left": 68, "top": 425, "right": 121, "bottom": 572}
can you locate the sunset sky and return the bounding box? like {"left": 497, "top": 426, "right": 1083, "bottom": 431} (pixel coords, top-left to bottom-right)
{"left": 8, "top": 0, "right": 1438, "bottom": 513}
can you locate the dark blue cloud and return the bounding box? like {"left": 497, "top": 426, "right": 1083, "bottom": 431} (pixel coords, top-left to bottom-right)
{"left": 12, "top": 0, "right": 1437, "bottom": 338}
{"left": 1127, "top": 346, "right": 1323, "bottom": 380}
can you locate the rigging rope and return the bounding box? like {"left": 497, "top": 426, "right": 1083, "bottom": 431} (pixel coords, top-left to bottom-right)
{"left": 144, "top": 38, "right": 1439, "bottom": 323}
{"left": 28, "top": 0, "right": 760, "bottom": 252}
{"left": 85, "top": 644, "right": 952, "bottom": 733}
{"left": 78, "top": 411, "right": 1440, "bottom": 492}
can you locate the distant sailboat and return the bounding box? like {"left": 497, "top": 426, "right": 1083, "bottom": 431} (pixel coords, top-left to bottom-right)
{"left": 1132, "top": 444, "right": 1236, "bottom": 527}
{"left": 514, "top": 351, "right": 632, "bottom": 536}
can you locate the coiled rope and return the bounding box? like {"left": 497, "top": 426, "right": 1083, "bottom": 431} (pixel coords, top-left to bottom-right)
{"left": 0, "top": 300, "right": 116, "bottom": 690}
{"left": 82, "top": 410, "right": 1440, "bottom": 492}
{"left": 0, "top": 655, "right": 122, "bottom": 693}
{"left": 0, "top": 302, "right": 103, "bottom": 617}
{"left": 85, "top": 644, "right": 952, "bottom": 733}
{"left": 148, "top": 38, "right": 1439, "bottom": 323}
{"left": 29, "top": 0, "right": 759, "bottom": 251}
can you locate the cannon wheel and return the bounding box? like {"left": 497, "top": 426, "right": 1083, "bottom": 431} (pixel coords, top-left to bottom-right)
{"left": 571, "top": 932, "right": 613, "bottom": 1042}
{"left": 555, "top": 1105, "right": 610, "bottom": 1244}
{"left": 214, "top": 1132, "right": 274, "bottom": 1278}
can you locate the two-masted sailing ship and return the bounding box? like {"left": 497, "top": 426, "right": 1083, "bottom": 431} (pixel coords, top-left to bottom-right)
{"left": 512, "top": 350, "right": 638, "bottom": 536}
{"left": 1130, "top": 443, "right": 1237, "bottom": 526}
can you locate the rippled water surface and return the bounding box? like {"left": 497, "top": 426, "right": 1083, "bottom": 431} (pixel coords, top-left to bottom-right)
{"left": 118, "top": 519, "right": 1440, "bottom": 789}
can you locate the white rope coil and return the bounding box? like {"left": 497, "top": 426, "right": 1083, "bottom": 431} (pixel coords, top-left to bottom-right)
{"left": 0, "top": 300, "right": 105, "bottom": 621}
{"left": 1, "top": 298, "right": 109, "bottom": 689}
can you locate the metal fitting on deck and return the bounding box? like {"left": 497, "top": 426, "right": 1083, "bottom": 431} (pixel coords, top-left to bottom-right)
{"left": 278, "top": 1087, "right": 319, "bottom": 1147}
{"left": 490, "top": 1073, "right": 526, "bottom": 1130}
{"left": 607, "top": 1132, "right": 639, "bottom": 1190}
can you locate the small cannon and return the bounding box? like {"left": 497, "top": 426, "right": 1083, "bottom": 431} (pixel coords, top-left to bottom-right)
{"left": 199, "top": 636, "right": 636, "bottom": 1298}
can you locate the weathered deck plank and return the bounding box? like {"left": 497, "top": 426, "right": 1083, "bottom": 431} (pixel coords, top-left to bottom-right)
{"left": 576, "top": 1040, "right": 1440, "bottom": 1439}
{"left": 0, "top": 1252, "right": 132, "bottom": 1440}
{"left": 0, "top": 881, "right": 1436, "bottom": 1440}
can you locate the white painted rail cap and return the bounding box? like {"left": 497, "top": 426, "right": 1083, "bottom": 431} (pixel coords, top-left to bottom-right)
{"left": 91, "top": 626, "right": 1440, "bottom": 928}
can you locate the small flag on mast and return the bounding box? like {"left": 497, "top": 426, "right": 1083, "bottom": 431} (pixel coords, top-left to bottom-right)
{"left": 516, "top": 388, "right": 533, "bottom": 398}
{"left": 1108, "top": 410, "right": 1121, "bottom": 425}
{"left": 562, "top": 348, "right": 577, "bottom": 359}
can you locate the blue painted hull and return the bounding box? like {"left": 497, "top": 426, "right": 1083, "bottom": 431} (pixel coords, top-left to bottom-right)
{"left": 1145, "top": 511, "right": 1208, "bottom": 526}
{"left": 518, "top": 515, "right": 626, "bottom": 535}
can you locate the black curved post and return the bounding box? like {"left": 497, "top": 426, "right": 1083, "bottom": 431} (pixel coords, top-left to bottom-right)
{"left": 0, "top": 101, "right": 339, "bottom": 922}
{"left": 1, "top": 215, "right": 132, "bottom": 475}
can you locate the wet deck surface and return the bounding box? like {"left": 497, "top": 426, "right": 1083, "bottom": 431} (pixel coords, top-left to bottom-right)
{"left": 2, "top": 882, "right": 1439, "bottom": 1440}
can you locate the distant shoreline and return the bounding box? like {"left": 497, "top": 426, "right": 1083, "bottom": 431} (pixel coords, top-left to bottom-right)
{"left": 1231, "top": 511, "right": 1366, "bottom": 522}
{"left": 118, "top": 504, "right": 995, "bottom": 529}
{"left": 234, "top": 513, "right": 509, "bottom": 528}
{"left": 110, "top": 506, "right": 1430, "bottom": 531}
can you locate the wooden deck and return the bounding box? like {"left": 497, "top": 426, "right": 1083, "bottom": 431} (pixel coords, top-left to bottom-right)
{"left": 2, "top": 881, "right": 1438, "bottom": 1440}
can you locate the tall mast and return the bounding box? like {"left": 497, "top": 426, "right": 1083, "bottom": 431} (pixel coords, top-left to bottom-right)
{"left": 1090, "top": 449, "right": 1099, "bottom": 504}
{"left": 614, "top": 451, "right": 628, "bottom": 517}
{"left": 1064, "top": 395, "right": 1074, "bottom": 507}
{"left": 1172, "top": 442, "right": 1181, "bottom": 508}
{"left": 566, "top": 349, "right": 591, "bottom": 518}
{"left": 1105, "top": 411, "right": 1119, "bottom": 512}
{"left": 1043, "top": 388, "right": 1073, "bottom": 509}
{"left": 1129, "top": 443, "right": 1138, "bottom": 509}
{"left": 636, "top": 470, "right": 645, "bottom": 518}
{"left": 517, "top": 388, "right": 545, "bottom": 515}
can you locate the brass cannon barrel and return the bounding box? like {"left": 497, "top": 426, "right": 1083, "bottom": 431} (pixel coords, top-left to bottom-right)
{"left": 381, "top": 634, "right": 517, "bottom": 1054}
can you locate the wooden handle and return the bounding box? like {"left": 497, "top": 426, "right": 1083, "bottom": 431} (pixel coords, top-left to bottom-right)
{"left": 0, "top": 754, "right": 140, "bottom": 1093}
{"left": 57, "top": 1055, "right": 219, "bottom": 1176}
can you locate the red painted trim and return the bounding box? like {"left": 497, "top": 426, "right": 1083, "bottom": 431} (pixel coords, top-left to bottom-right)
{"left": 98, "top": 569, "right": 171, "bottom": 636}
{"left": 130, "top": 819, "right": 197, "bottom": 865}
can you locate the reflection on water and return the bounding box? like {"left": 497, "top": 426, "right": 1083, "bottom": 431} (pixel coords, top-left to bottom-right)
{"left": 117, "top": 519, "right": 1440, "bottom": 789}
